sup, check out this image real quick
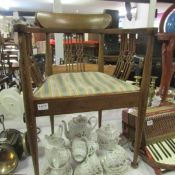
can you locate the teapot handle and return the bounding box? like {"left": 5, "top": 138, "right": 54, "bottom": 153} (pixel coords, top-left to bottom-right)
{"left": 88, "top": 116, "right": 97, "bottom": 130}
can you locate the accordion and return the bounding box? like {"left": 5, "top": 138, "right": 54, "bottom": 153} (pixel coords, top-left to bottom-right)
{"left": 122, "top": 105, "right": 175, "bottom": 174}
{"left": 122, "top": 105, "right": 175, "bottom": 145}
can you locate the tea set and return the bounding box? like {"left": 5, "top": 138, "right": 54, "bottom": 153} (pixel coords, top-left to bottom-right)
{"left": 43, "top": 114, "right": 129, "bottom": 175}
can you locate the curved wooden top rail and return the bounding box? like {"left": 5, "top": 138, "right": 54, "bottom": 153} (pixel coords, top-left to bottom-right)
{"left": 159, "top": 4, "right": 175, "bottom": 33}
{"left": 35, "top": 12, "right": 112, "bottom": 30}
{"left": 14, "top": 24, "right": 157, "bottom": 35}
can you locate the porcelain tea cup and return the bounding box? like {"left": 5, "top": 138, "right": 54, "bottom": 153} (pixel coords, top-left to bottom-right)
{"left": 71, "top": 137, "right": 88, "bottom": 163}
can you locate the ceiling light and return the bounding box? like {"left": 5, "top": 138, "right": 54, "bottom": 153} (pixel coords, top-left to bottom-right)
{"left": 0, "top": 0, "right": 17, "bottom": 10}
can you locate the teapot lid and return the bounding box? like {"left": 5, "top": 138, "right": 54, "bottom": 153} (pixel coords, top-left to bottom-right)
{"left": 98, "top": 124, "right": 119, "bottom": 135}
{"left": 73, "top": 114, "right": 87, "bottom": 123}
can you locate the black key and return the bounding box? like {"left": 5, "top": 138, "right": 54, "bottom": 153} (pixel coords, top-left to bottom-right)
{"left": 157, "top": 142, "right": 168, "bottom": 158}
{"left": 150, "top": 144, "right": 163, "bottom": 160}
{"left": 171, "top": 138, "right": 175, "bottom": 144}
{"left": 169, "top": 139, "right": 175, "bottom": 147}
{"left": 159, "top": 141, "right": 172, "bottom": 157}
{"left": 167, "top": 139, "right": 175, "bottom": 153}
{"left": 165, "top": 140, "right": 175, "bottom": 154}
{"left": 148, "top": 145, "right": 159, "bottom": 161}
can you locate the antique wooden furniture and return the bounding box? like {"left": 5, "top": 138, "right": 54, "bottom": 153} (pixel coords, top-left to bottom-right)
{"left": 14, "top": 12, "right": 156, "bottom": 175}
{"left": 157, "top": 4, "right": 175, "bottom": 102}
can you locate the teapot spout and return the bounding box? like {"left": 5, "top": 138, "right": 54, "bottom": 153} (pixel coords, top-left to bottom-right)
{"left": 62, "top": 120, "right": 69, "bottom": 139}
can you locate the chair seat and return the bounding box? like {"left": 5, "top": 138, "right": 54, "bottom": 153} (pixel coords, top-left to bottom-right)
{"left": 34, "top": 72, "right": 139, "bottom": 98}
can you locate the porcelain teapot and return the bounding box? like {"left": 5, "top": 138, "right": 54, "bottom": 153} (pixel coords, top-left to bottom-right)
{"left": 62, "top": 115, "right": 97, "bottom": 141}
{"left": 96, "top": 124, "right": 120, "bottom": 151}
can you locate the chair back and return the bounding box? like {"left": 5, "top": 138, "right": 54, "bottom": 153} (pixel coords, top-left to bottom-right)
{"left": 113, "top": 33, "right": 136, "bottom": 80}
{"left": 36, "top": 12, "right": 112, "bottom": 30}
{"left": 36, "top": 12, "right": 112, "bottom": 74}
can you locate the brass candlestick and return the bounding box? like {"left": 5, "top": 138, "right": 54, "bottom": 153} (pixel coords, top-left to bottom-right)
{"left": 134, "top": 76, "right": 142, "bottom": 86}
{"left": 148, "top": 76, "right": 158, "bottom": 106}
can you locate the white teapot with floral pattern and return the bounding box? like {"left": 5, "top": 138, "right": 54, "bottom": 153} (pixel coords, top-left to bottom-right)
{"left": 62, "top": 115, "right": 97, "bottom": 141}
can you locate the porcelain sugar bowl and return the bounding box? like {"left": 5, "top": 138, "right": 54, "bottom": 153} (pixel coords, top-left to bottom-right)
{"left": 96, "top": 124, "right": 120, "bottom": 151}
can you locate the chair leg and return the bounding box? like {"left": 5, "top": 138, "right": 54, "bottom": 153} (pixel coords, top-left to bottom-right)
{"left": 26, "top": 114, "right": 39, "bottom": 175}
{"left": 131, "top": 105, "right": 146, "bottom": 168}
{"left": 50, "top": 115, "right": 54, "bottom": 135}
{"left": 98, "top": 110, "right": 102, "bottom": 128}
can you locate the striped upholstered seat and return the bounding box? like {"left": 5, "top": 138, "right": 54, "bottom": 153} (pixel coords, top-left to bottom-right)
{"left": 34, "top": 72, "right": 139, "bottom": 98}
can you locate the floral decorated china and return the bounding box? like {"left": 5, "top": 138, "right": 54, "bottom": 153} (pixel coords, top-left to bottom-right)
{"left": 99, "top": 145, "right": 130, "bottom": 175}
{"left": 43, "top": 163, "right": 73, "bottom": 175}
{"left": 97, "top": 124, "right": 120, "bottom": 151}
{"left": 44, "top": 125, "right": 71, "bottom": 169}
{"left": 62, "top": 115, "right": 97, "bottom": 141}
{"left": 74, "top": 152, "right": 103, "bottom": 175}
{"left": 71, "top": 137, "right": 88, "bottom": 163}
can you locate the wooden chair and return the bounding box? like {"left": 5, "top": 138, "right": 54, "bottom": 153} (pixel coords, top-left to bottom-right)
{"left": 14, "top": 12, "right": 156, "bottom": 175}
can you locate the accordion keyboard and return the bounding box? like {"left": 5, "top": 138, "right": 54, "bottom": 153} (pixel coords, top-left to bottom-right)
{"left": 146, "top": 138, "right": 175, "bottom": 165}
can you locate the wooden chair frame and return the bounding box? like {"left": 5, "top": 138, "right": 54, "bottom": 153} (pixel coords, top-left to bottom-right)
{"left": 14, "top": 12, "right": 156, "bottom": 175}
{"left": 157, "top": 4, "right": 175, "bottom": 102}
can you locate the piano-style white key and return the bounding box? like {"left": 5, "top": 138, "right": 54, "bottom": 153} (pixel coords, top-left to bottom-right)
{"left": 172, "top": 138, "right": 175, "bottom": 142}
{"left": 168, "top": 139, "right": 175, "bottom": 152}
{"left": 152, "top": 143, "right": 175, "bottom": 165}
{"left": 162, "top": 140, "right": 175, "bottom": 157}
{"left": 158, "top": 141, "right": 172, "bottom": 158}
{"left": 146, "top": 145, "right": 160, "bottom": 162}
{"left": 156, "top": 142, "right": 169, "bottom": 158}
{"left": 160, "top": 140, "right": 175, "bottom": 164}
